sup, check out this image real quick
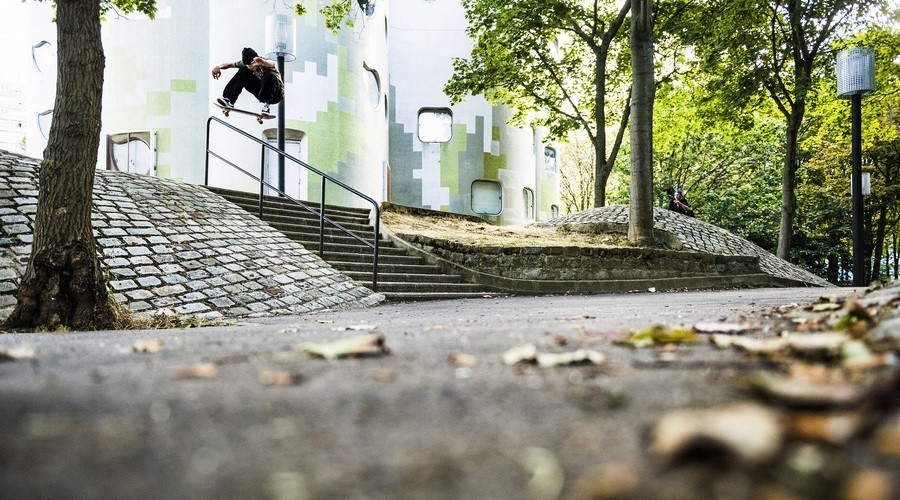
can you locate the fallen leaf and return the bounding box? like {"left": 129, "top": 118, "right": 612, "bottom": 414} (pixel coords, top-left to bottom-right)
{"left": 748, "top": 371, "right": 865, "bottom": 408}
{"left": 329, "top": 324, "right": 377, "bottom": 332}
{"left": 785, "top": 411, "right": 867, "bottom": 444}
{"left": 844, "top": 469, "right": 894, "bottom": 500}
{"left": 132, "top": 339, "right": 164, "bottom": 353}
{"left": 297, "top": 333, "right": 391, "bottom": 360}
{"left": 260, "top": 370, "right": 303, "bottom": 386}
{"left": 502, "top": 343, "right": 538, "bottom": 365}
{"left": 571, "top": 462, "right": 640, "bottom": 500}
{"left": 170, "top": 363, "right": 218, "bottom": 379}
{"left": 873, "top": 413, "right": 900, "bottom": 456}
{"left": 616, "top": 325, "right": 698, "bottom": 348}
{"left": 647, "top": 403, "right": 783, "bottom": 465}
{"left": 786, "top": 332, "right": 848, "bottom": 351}
{"left": 536, "top": 350, "right": 606, "bottom": 368}
{"left": 711, "top": 334, "right": 788, "bottom": 354}
{"left": 693, "top": 322, "right": 758, "bottom": 334}
{"left": 553, "top": 335, "right": 569, "bottom": 346}
{"left": 519, "top": 447, "right": 564, "bottom": 500}
{"left": 0, "top": 345, "right": 36, "bottom": 361}
{"left": 811, "top": 302, "right": 842, "bottom": 312}
{"left": 448, "top": 353, "right": 478, "bottom": 368}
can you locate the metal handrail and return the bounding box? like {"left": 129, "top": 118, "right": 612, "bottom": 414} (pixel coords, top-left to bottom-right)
{"left": 204, "top": 116, "right": 380, "bottom": 291}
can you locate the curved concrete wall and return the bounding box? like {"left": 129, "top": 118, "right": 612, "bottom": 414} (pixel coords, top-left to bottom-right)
{"left": 18, "top": 0, "right": 559, "bottom": 223}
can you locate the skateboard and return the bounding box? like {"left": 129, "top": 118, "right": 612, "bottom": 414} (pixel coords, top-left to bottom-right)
{"left": 215, "top": 99, "right": 275, "bottom": 124}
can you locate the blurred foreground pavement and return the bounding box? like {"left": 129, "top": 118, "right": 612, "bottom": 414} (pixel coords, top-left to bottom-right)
{"left": 0, "top": 286, "right": 897, "bottom": 499}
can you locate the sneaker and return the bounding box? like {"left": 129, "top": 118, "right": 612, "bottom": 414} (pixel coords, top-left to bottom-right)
{"left": 217, "top": 97, "right": 234, "bottom": 109}
{"left": 261, "top": 103, "right": 271, "bottom": 114}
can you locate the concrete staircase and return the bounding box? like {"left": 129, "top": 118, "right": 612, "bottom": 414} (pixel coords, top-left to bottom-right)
{"left": 206, "top": 187, "right": 500, "bottom": 301}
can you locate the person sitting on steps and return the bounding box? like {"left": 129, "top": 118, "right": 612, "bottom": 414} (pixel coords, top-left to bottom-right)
{"left": 212, "top": 47, "right": 284, "bottom": 114}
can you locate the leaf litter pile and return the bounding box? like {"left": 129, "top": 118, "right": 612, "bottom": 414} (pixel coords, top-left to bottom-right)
{"left": 625, "top": 284, "right": 899, "bottom": 499}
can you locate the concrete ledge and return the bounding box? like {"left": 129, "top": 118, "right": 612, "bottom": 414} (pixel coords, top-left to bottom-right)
{"left": 381, "top": 225, "right": 805, "bottom": 295}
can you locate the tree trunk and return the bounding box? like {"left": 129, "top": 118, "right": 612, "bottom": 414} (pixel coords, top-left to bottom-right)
{"left": 872, "top": 204, "right": 887, "bottom": 282}
{"left": 777, "top": 107, "right": 803, "bottom": 261}
{"left": 5, "top": 0, "right": 118, "bottom": 330}
{"left": 627, "top": 0, "right": 655, "bottom": 246}
{"left": 594, "top": 48, "right": 608, "bottom": 208}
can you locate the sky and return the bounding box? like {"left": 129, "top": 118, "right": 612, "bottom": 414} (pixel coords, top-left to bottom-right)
{"left": 0, "top": 2, "right": 30, "bottom": 85}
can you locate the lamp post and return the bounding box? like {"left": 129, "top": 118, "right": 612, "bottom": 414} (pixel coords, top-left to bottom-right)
{"left": 836, "top": 47, "right": 875, "bottom": 287}
{"left": 265, "top": 13, "right": 296, "bottom": 194}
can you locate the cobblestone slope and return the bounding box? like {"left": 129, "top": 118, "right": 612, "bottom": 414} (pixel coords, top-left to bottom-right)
{"left": 0, "top": 151, "right": 383, "bottom": 320}
{"left": 536, "top": 206, "right": 831, "bottom": 287}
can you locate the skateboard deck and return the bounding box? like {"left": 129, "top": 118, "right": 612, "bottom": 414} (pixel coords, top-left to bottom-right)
{"left": 215, "top": 100, "right": 275, "bottom": 124}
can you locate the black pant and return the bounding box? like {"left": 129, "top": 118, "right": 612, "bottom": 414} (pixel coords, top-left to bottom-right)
{"left": 223, "top": 67, "right": 283, "bottom": 105}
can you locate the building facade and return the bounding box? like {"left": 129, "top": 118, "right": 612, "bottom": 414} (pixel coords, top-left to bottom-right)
{"left": 20, "top": 0, "right": 561, "bottom": 225}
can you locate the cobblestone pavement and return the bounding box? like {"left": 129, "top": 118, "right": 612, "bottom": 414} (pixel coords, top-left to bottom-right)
{"left": 536, "top": 206, "right": 830, "bottom": 287}
{"left": 0, "top": 151, "right": 383, "bottom": 321}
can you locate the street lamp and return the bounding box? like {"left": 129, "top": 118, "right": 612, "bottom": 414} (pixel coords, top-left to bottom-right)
{"left": 265, "top": 13, "right": 296, "bottom": 195}
{"left": 836, "top": 47, "right": 875, "bottom": 286}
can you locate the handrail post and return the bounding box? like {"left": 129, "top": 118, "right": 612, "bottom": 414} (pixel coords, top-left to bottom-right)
{"left": 204, "top": 118, "right": 212, "bottom": 186}
{"left": 372, "top": 205, "right": 380, "bottom": 291}
{"left": 319, "top": 176, "right": 326, "bottom": 257}
{"left": 259, "top": 144, "right": 266, "bottom": 218}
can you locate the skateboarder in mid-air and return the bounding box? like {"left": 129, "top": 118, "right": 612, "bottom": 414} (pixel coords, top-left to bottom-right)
{"left": 212, "top": 47, "right": 284, "bottom": 114}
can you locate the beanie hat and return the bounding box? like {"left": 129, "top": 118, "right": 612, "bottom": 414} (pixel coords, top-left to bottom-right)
{"left": 242, "top": 47, "right": 258, "bottom": 65}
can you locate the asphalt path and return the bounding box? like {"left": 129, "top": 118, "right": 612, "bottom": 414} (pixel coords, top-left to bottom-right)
{"left": 0, "top": 287, "right": 866, "bottom": 499}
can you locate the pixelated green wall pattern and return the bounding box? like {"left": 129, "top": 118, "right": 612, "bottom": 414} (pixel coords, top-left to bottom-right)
{"left": 170, "top": 79, "right": 196, "bottom": 93}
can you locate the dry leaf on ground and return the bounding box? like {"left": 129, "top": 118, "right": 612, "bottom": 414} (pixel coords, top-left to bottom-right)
{"left": 132, "top": 339, "right": 164, "bottom": 353}
{"left": 448, "top": 353, "right": 478, "bottom": 367}
{"left": 536, "top": 350, "right": 606, "bottom": 368}
{"left": 748, "top": 371, "right": 865, "bottom": 408}
{"left": 170, "top": 363, "right": 218, "bottom": 379}
{"left": 693, "top": 322, "right": 758, "bottom": 334}
{"left": 259, "top": 370, "right": 303, "bottom": 386}
{"left": 785, "top": 411, "right": 868, "bottom": 444}
{"left": 0, "top": 345, "right": 36, "bottom": 361}
{"left": 297, "top": 333, "right": 391, "bottom": 360}
{"left": 647, "top": 402, "right": 783, "bottom": 465}
{"left": 615, "top": 325, "right": 698, "bottom": 348}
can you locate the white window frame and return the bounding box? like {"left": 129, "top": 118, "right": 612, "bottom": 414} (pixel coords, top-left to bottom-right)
{"left": 471, "top": 180, "right": 502, "bottom": 215}
{"left": 544, "top": 146, "right": 558, "bottom": 175}
{"left": 417, "top": 108, "right": 452, "bottom": 143}
{"left": 523, "top": 187, "right": 535, "bottom": 220}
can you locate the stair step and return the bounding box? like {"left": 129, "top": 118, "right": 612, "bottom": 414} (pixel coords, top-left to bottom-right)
{"left": 256, "top": 215, "right": 376, "bottom": 234}
{"left": 209, "top": 187, "right": 372, "bottom": 219}
{"left": 323, "top": 251, "right": 424, "bottom": 265}
{"left": 355, "top": 282, "right": 492, "bottom": 294}
{"left": 330, "top": 261, "right": 448, "bottom": 275}
{"left": 232, "top": 202, "right": 369, "bottom": 226}
{"left": 344, "top": 271, "right": 463, "bottom": 284}
{"left": 378, "top": 292, "right": 504, "bottom": 302}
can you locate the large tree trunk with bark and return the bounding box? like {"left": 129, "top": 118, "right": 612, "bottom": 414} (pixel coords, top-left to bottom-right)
{"left": 5, "top": 0, "right": 118, "bottom": 330}
{"left": 627, "top": 0, "right": 655, "bottom": 246}
{"left": 777, "top": 107, "right": 804, "bottom": 261}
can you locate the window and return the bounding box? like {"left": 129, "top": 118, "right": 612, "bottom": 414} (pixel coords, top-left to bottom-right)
{"left": 418, "top": 108, "right": 452, "bottom": 143}
{"left": 551, "top": 205, "right": 559, "bottom": 219}
{"left": 37, "top": 109, "right": 53, "bottom": 140}
{"left": 32, "top": 41, "right": 54, "bottom": 73}
{"left": 544, "top": 147, "right": 557, "bottom": 175}
{"left": 523, "top": 188, "right": 535, "bottom": 220}
{"left": 472, "top": 180, "right": 502, "bottom": 215}
{"left": 363, "top": 64, "right": 381, "bottom": 108}
{"left": 106, "top": 131, "right": 156, "bottom": 175}
{"left": 358, "top": 0, "right": 376, "bottom": 16}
